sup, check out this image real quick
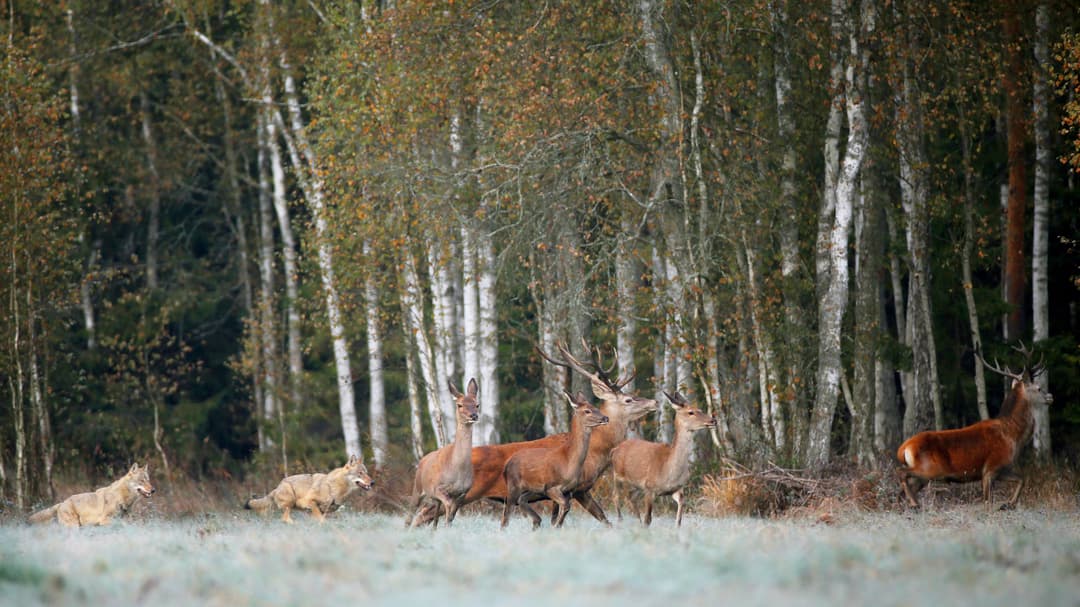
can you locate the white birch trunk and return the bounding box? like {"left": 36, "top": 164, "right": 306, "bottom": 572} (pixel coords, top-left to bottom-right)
{"left": 537, "top": 287, "right": 568, "bottom": 436}
{"left": 402, "top": 248, "right": 447, "bottom": 448}
{"left": 278, "top": 54, "right": 361, "bottom": 459}
{"left": 462, "top": 225, "right": 480, "bottom": 398}
{"left": 806, "top": 0, "right": 871, "bottom": 470}
{"left": 404, "top": 340, "right": 426, "bottom": 462}
{"left": 427, "top": 242, "right": 457, "bottom": 442}
{"left": 68, "top": 8, "right": 97, "bottom": 352}
{"left": 255, "top": 111, "right": 278, "bottom": 453}
{"left": 476, "top": 235, "right": 500, "bottom": 444}
{"left": 363, "top": 241, "right": 388, "bottom": 468}
{"left": 1031, "top": 2, "right": 1051, "bottom": 457}
{"left": 263, "top": 102, "right": 303, "bottom": 408}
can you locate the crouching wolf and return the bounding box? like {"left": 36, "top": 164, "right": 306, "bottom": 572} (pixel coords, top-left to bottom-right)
{"left": 245, "top": 455, "right": 373, "bottom": 523}
{"left": 27, "top": 463, "right": 155, "bottom": 527}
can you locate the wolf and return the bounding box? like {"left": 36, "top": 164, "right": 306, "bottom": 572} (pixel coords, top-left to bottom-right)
{"left": 27, "top": 463, "right": 155, "bottom": 527}
{"left": 244, "top": 455, "right": 373, "bottom": 523}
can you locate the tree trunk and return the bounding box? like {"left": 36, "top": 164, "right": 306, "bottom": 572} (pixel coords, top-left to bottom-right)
{"left": 139, "top": 91, "right": 161, "bottom": 291}
{"left": 1003, "top": 3, "right": 1027, "bottom": 342}
{"left": 806, "top": 0, "right": 872, "bottom": 471}
{"left": 278, "top": 54, "right": 361, "bottom": 459}
{"left": 427, "top": 241, "right": 457, "bottom": 442}
{"left": 532, "top": 255, "right": 569, "bottom": 436}
{"left": 404, "top": 336, "right": 426, "bottom": 462}
{"left": 401, "top": 247, "right": 447, "bottom": 448}
{"left": 68, "top": 7, "right": 97, "bottom": 352}
{"left": 851, "top": 176, "right": 883, "bottom": 466}
{"left": 264, "top": 102, "right": 303, "bottom": 410}
{"left": 895, "top": 0, "right": 941, "bottom": 434}
{"left": 364, "top": 241, "right": 388, "bottom": 468}
{"left": 255, "top": 110, "right": 279, "bottom": 455}
{"left": 960, "top": 124, "right": 990, "bottom": 421}
{"left": 1031, "top": 2, "right": 1051, "bottom": 458}
{"left": 476, "top": 234, "right": 500, "bottom": 444}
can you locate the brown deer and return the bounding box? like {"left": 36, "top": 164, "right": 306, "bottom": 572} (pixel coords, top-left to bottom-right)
{"left": 501, "top": 391, "right": 609, "bottom": 529}
{"left": 406, "top": 378, "right": 480, "bottom": 528}
{"left": 611, "top": 391, "right": 716, "bottom": 526}
{"left": 410, "top": 340, "right": 656, "bottom": 527}
{"left": 897, "top": 347, "right": 1052, "bottom": 510}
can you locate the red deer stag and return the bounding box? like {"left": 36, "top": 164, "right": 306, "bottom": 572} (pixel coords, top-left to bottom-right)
{"left": 501, "top": 391, "right": 609, "bottom": 529}
{"left": 611, "top": 391, "right": 716, "bottom": 526}
{"left": 411, "top": 340, "right": 657, "bottom": 527}
{"left": 897, "top": 348, "right": 1052, "bottom": 510}
{"left": 406, "top": 378, "right": 480, "bottom": 528}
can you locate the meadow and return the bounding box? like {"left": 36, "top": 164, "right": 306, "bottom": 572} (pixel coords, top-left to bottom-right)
{"left": 3, "top": 506, "right": 1079, "bottom": 607}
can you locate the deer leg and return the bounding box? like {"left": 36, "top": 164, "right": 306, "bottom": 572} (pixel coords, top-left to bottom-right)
{"left": 614, "top": 475, "right": 623, "bottom": 521}
{"left": 519, "top": 494, "right": 542, "bottom": 530}
{"left": 673, "top": 490, "right": 684, "bottom": 527}
{"left": 997, "top": 469, "right": 1024, "bottom": 510}
{"left": 900, "top": 472, "right": 926, "bottom": 508}
{"left": 981, "top": 470, "right": 998, "bottom": 511}
{"left": 500, "top": 495, "right": 514, "bottom": 529}
{"left": 573, "top": 491, "right": 612, "bottom": 527}
{"left": 547, "top": 489, "right": 572, "bottom": 527}
{"left": 435, "top": 490, "right": 457, "bottom": 527}
{"left": 548, "top": 501, "right": 560, "bottom": 526}
{"left": 643, "top": 493, "right": 654, "bottom": 526}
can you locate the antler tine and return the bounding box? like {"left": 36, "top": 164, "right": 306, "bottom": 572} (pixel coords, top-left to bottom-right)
{"left": 544, "top": 340, "right": 602, "bottom": 383}
{"left": 581, "top": 338, "right": 620, "bottom": 388}
{"left": 976, "top": 351, "right": 1023, "bottom": 382}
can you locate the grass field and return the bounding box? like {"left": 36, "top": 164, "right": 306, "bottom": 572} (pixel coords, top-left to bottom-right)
{"left": 3, "top": 506, "right": 1080, "bottom": 607}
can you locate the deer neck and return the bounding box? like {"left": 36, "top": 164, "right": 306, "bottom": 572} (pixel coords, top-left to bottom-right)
{"left": 588, "top": 400, "right": 627, "bottom": 455}
{"left": 998, "top": 384, "right": 1033, "bottom": 439}
{"left": 565, "top": 416, "right": 595, "bottom": 480}
{"left": 662, "top": 426, "right": 695, "bottom": 482}
{"left": 451, "top": 416, "right": 475, "bottom": 469}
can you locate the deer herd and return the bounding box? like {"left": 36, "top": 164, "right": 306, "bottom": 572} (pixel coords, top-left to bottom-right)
{"left": 29, "top": 341, "right": 1053, "bottom": 529}
{"left": 400, "top": 340, "right": 1055, "bottom": 530}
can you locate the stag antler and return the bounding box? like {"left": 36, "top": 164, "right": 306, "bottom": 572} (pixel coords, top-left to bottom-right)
{"left": 1010, "top": 340, "right": 1046, "bottom": 379}
{"left": 581, "top": 337, "right": 635, "bottom": 391}
{"left": 535, "top": 339, "right": 632, "bottom": 392}
{"left": 976, "top": 350, "right": 1023, "bottom": 382}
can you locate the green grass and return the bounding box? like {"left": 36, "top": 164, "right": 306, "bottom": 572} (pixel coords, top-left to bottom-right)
{"left": 2, "top": 509, "right": 1079, "bottom": 606}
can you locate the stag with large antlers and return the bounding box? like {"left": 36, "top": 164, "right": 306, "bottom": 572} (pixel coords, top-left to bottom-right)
{"left": 897, "top": 344, "right": 1052, "bottom": 510}
{"left": 411, "top": 340, "right": 657, "bottom": 527}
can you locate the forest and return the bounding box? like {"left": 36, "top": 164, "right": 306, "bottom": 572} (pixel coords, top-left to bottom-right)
{"left": 2, "top": 0, "right": 1080, "bottom": 514}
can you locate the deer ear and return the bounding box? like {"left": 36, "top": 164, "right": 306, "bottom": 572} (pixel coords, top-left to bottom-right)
{"left": 589, "top": 377, "right": 612, "bottom": 400}
{"left": 448, "top": 380, "right": 462, "bottom": 398}
{"left": 467, "top": 377, "right": 479, "bottom": 396}
{"left": 562, "top": 391, "right": 580, "bottom": 410}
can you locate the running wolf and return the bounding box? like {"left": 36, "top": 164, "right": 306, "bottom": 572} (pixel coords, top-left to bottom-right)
{"left": 27, "top": 463, "right": 155, "bottom": 527}
{"left": 244, "top": 455, "right": 373, "bottom": 523}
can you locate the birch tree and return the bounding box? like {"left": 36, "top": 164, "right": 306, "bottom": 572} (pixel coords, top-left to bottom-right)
{"left": 1031, "top": 2, "right": 1051, "bottom": 458}
{"left": 364, "top": 241, "right": 388, "bottom": 468}
{"left": 806, "top": 0, "right": 872, "bottom": 471}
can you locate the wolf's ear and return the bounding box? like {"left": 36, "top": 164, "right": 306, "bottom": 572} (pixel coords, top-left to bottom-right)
{"left": 129, "top": 463, "right": 139, "bottom": 475}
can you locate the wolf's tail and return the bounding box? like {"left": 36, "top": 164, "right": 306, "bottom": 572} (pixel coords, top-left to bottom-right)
{"left": 27, "top": 503, "right": 60, "bottom": 525}
{"left": 244, "top": 492, "right": 274, "bottom": 513}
